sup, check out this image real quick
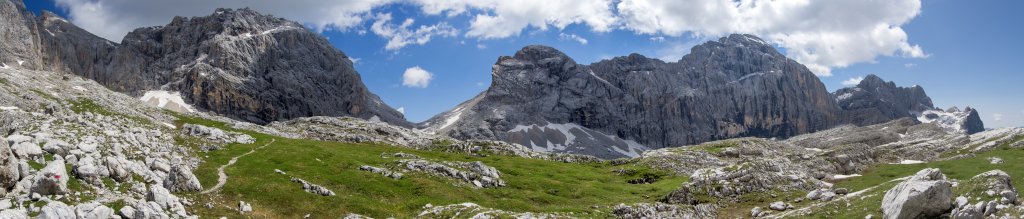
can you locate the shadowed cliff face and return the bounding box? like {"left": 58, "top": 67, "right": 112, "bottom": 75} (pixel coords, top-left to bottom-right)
{"left": 1, "top": 4, "right": 407, "bottom": 126}
{"left": 835, "top": 74, "right": 934, "bottom": 126}
{"left": 423, "top": 34, "right": 948, "bottom": 158}
{"left": 423, "top": 35, "right": 844, "bottom": 156}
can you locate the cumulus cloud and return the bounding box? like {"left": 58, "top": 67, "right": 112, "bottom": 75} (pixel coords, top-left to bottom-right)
{"left": 994, "top": 114, "right": 1004, "bottom": 121}
{"left": 616, "top": 0, "right": 927, "bottom": 76}
{"left": 402, "top": 66, "right": 433, "bottom": 88}
{"left": 842, "top": 76, "right": 865, "bottom": 87}
{"left": 396, "top": 107, "right": 405, "bottom": 115}
{"left": 53, "top": 0, "right": 391, "bottom": 42}
{"left": 53, "top": 0, "right": 926, "bottom": 73}
{"left": 409, "top": 0, "right": 617, "bottom": 39}
{"left": 559, "top": 33, "right": 589, "bottom": 45}
{"left": 370, "top": 13, "right": 458, "bottom": 51}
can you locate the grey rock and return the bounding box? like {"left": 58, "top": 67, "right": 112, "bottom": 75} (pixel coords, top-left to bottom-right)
{"left": 132, "top": 201, "right": 169, "bottom": 219}
{"left": 290, "top": 178, "right": 335, "bottom": 196}
{"left": 42, "top": 139, "right": 72, "bottom": 156}
{"left": 881, "top": 168, "right": 953, "bottom": 219}
{"left": 0, "top": 0, "right": 42, "bottom": 70}
{"left": 31, "top": 160, "right": 69, "bottom": 195}
{"left": 163, "top": 164, "right": 202, "bottom": 192}
{"left": 104, "top": 156, "right": 131, "bottom": 182}
{"left": 238, "top": 201, "right": 252, "bottom": 213}
{"left": 611, "top": 203, "right": 717, "bottom": 219}
{"left": 359, "top": 165, "right": 402, "bottom": 180}
{"left": 36, "top": 201, "right": 74, "bottom": 219}
{"left": 769, "top": 201, "right": 787, "bottom": 211}
{"left": 0, "top": 136, "right": 19, "bottom": 194}
{"left": 751, "top": 207, "right": 763, "bottom": 217}
{"left": 75, "top": 202, "right": 115, "bottom": 219}
{"left": 399, "top": 159, "right": 506, "bottom": 188}
{"left": 9, "top": 141, "right": 41, "bottom": 159}
{"left": 118, "top": 206, "right": 135, "bottom": 219}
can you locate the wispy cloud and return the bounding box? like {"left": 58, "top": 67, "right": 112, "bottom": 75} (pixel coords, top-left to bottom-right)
{"left": 842, "top": 76, "right": 865, "bottom": 87}
{"left": 559, "top": 33, "right": 589, "bottom": 45}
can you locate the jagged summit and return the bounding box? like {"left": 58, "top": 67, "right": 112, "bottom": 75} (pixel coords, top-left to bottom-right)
{"left": 835, "top": 74, "right": 934, "bottom": 126}
{"left": 2, "top": 3, "right": 408, "bottom": 126}
{"left": 423, "top": 34, "right": 842, "bottom": 158}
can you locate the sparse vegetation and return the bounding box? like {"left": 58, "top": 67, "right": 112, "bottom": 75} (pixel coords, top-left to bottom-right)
{"left": 174, "top": 115, "right": 687, "bottom": 218}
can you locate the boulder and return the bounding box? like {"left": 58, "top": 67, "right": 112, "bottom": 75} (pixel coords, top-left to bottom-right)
{"left": 75, "top": 202, "right": 115, "bottom": 219}
{"left": 239, "top": 201, "right": 253, "bottom": 213}
{"left": 881, "top": 168, "right": 953, "bottom": 219}
{"left": 969, "top": 170, "right": 1016, "bottom": 204}
{"left": 290, "top": 178, "right": 335, "bottom": 196}
{"left": 118, "top": 206, "right": 135, "bottom": 218}
{"left": 36, "top": 201, "right": 75, "bottom": 219}
{"left": 104, "top": 156, "right": 131, "bottom": 182}
{"left": 42, "top": 139, "right": 72, "bottom": 156}
{"left": 31, "top": 160, "right": 69, "bottom": 195}
{"left": 133, "top": 201, "right": 169, "bottom": 219}
{"left": 73, "top": 156, "right": 102, "bottom": 185}
{"left": 163, "top": 164, "right": 202, "bottom": 192}
{"left": 10, "top": 141, "right": 42, "bottom": 159}
{"left": 1, "top": 137, "right": 20, "bottom": 193}
{"left": 769, "top": 201, "right": 787, "bottom": 211}
{"left": 0, "top": 208, "right": 28, "bottom": 219}
{"left": 146, "top": 185, "right": 176, "bottom": 209}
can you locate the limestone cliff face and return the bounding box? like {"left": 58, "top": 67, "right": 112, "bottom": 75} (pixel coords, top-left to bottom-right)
{"left": 1, "top": 3, "right": 407, "bottom": 126}
{"left": 422, "top": 34, "right": 977, "bottom": 158}
{"left": 422, "top": 35, "right": 844, "bottom": 157}
{"left": 834, "top": 74, "right": 934, "bottom": 126}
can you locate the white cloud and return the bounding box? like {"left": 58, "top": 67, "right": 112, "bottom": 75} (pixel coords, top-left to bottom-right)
{"left": 905, "top": 63, "right": 916, "bottom": 68}
{"left": 402, "top": 66, "right": 433, "bottom": 88}
{"left": 409, "top": 0, "right": 617, "bottom": 39}
{"left": 370, "top": 13, "right": 458, "bottom": 51}
{"left": 53, "top": 0, "right": 392, "bottom": 42}
{"left": 649, "top": 36, "right": 665, "bottom": 42}
{"left": 842, "top": 76, "right": 865, "bottom": 87}
{"left": 656, "top": 39, "right": 705, "bottom": 62}
{"left": 994, "top": 114, "right": 1004, "bottom": 121}
{"left": 476, "top": 82, "right": 485, "bottom": 86}
{"left": 616, "top": 0, "right": 927, "bottom": 76}
{"left": 348, "top": 57, "right": 361, "bottom": 65}
{"left": 396, "top": 107, "right": 405, "bottom": 115}
{"left": 559, "top": 33, "right": 589, "bottom": 45}
{"left": 476, "top": 44, "right": 487, "bottom": 49}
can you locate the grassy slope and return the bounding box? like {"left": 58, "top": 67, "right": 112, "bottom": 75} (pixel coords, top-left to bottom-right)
{"left": 793, "top": 136, "right": 1024, "bottom": 218}
{"left": 173, "top": 116, "right": 686, "bottom": 218}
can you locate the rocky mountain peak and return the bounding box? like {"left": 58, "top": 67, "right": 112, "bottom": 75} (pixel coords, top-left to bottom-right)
{"left": 3, "top": 3, "right": 408, "bottom": 126}
{"left": 835, "top": 74, "right": 934, "bottom": 126}
{"left": 493, "top": 45, "right": 580, "bottom": 83}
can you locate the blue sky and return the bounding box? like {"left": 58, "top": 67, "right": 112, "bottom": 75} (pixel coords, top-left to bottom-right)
{"left": 24, "top": 0, "right": 1024, "bottom": 128}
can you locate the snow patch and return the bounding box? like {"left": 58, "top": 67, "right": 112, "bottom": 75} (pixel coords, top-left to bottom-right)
{"left": 0, "top": 106, "right": 19, "bottom": 111}
{"left": 140, "top": 91, "right": 195, "bottom": 113}
{"left": 916, "top": 109, "right": 970, "bottom": 134}
{"left": 508, "top": 123, "right": 649, "bottom": 157}
{"left": 437, "top": 107, "right": 465, "bottom": 130}
{"left": 16, "top": 60, "right": 24, "bottom": 66}
{"left": 0, "top": 63, "right": 8, "bottom": 69}
{"left": 836, "top": 92, "right": 854, "bottom": 101}
{"left": 833, "top": 174, "right": 862, "bottom": 179}
{"left": 896, "top": 160, "right": 925, "bottom": 164}
{"left": 72, "top": 86, "right": 88, "bottom": 92}
{"left": 804, "top": 147, "right": 824, "bottom": 152}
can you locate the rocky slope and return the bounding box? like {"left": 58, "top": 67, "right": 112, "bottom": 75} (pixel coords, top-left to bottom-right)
{"left": 1, "top": 0, "right": 406, "bottom": 126}
{"left": 423, "top": 35, "right": 965, "bottom": 158}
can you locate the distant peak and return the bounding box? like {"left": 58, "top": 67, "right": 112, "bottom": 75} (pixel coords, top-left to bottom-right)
{"left": 511, "top": 45, "right": 570, "bottom": 62}
{"left": 722, "top": 34, "right": 770, "bottom": 46}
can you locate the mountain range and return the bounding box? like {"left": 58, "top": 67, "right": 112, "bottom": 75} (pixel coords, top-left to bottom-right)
{"left": 1, "top": 0, "right": 985, "bottom": 159}
{"left": 1, "top": 1, "right": 1018, "bottom": 218}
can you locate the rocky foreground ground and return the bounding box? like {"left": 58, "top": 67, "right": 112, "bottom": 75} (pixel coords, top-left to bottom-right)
{"left": 3, "top": 57, "right": 1024, "bottom": 218}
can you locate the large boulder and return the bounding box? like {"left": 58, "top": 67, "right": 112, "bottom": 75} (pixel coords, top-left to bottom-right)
{"left": 0, "top": 137, "right": 20, "bottom": 194}
{"left": 31, "top": 160, "right": 69, "bottom": 195}
{"left": 104, "top": 156, "right": 131, "bottom": 182}
{"left": 36, "top": 201, "right": 75, "bottom": 219}
{"left": 163, "top": 164, "right": 202, "bottom": 192}
{"left": 881, "top": 168, "right": 953, "bottom": 219}
{"left": 75, "top": 202, "right": 115, "bottom": 219}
